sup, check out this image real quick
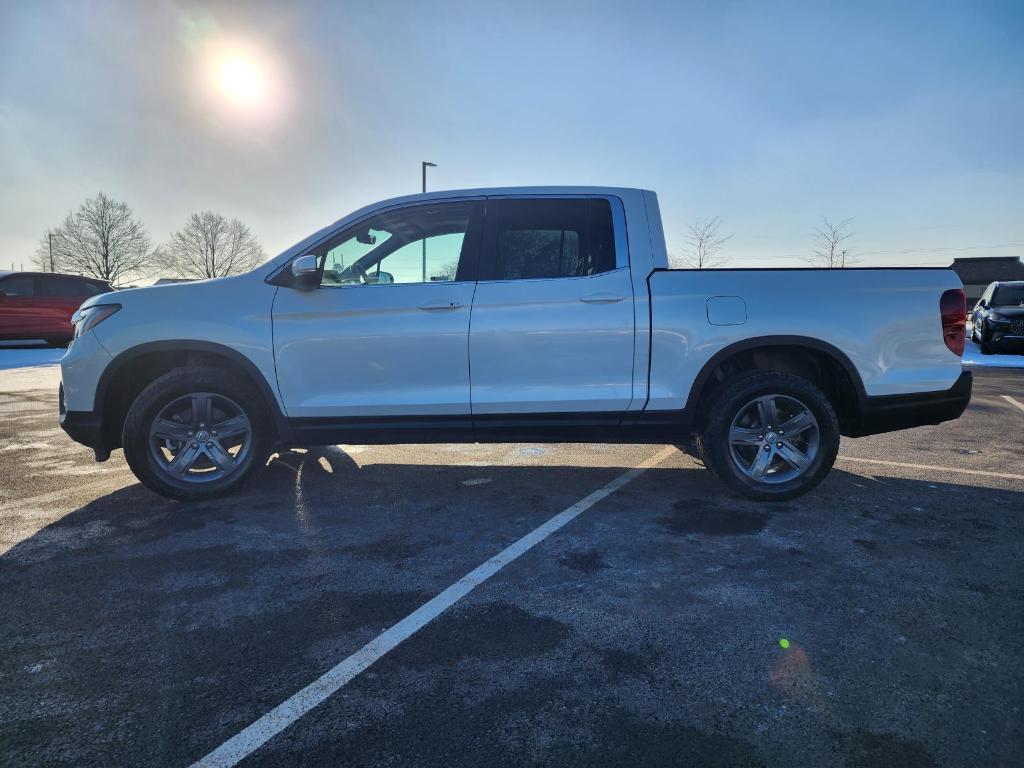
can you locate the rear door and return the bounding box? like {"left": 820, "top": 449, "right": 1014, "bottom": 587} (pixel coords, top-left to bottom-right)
{"left": 273, "top": 199, "right": 483, "bottom": 418}
{"left": 468, "top": 196, "right": 635, "bottom": 415}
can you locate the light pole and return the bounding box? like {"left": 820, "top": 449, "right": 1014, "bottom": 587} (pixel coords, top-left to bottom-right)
{"left": 421, "top": 161, "right": 436, "bottom": 281}
{"left": 421, "top": 161, "right": 436, "bottom": 194}
{"left": 47, "top": 233, "right": 62, "bottom": 272}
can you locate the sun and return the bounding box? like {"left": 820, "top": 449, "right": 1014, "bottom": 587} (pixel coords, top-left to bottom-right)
{"left": 214, "top": 51, "right": 269, "bottom": 108}
{"left": 200, "top": 41, "right": 287, "bottom": 124}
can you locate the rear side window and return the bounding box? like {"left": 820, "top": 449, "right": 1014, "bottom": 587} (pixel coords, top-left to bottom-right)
{"left": 0, "top": 275, "right": 35, "bottom": 296}
{"left": 38, "top": 276, "right": 99, "bottom": 297}
{"left": 482, "top": 198, "right": 616, "bottom": 281}
{"left": 82, "top": 281, "right": 111, "bottom": 296}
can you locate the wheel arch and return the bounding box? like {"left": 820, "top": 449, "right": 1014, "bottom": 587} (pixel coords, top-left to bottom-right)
{"left": 684, "top": 335, "right": 868, "bottom": 435}
{"left": 96, "top": 340, "right": 292, "bottom": 451}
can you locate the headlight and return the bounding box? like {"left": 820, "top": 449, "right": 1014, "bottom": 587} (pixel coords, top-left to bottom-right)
{"left": 71, "top": 304, "right": 121, "bottom": 339}
{"left": 987, "top": 313, "right": 1010, "bottom": 323}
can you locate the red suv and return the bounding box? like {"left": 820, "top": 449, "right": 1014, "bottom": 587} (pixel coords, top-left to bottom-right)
{"left": 0, "top": 271, "right": 113, "bottom": 347}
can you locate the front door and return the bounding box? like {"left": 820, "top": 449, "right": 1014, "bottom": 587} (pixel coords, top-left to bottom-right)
{"left": 469, "top": 197, "right": 635, "bottom": 415}
{"left": 273, "top": 200, "right": 483, "bottom": 418}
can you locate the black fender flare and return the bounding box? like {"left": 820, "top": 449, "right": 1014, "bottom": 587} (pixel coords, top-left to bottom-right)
{"left": 683, "top": 335, "right": 869, "bottom": 412}
{"left": 96, "top": 340, "right": 294, "bottom": 444}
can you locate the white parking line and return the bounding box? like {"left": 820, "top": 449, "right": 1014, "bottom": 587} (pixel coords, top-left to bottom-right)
{"left": 1001, "top": 395, "right": 1024, "bottom": 415}
{"left": 837, "top": 455, "right": 1024, "bottom": 482}
{"left": 189, "top": 446, "right": 677, "bottom": 768}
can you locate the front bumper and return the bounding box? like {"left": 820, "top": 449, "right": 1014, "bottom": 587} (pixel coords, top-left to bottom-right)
{"left": 984, "top": 331, "right": 1024, "bottom": 352}
{"left": 845, "top": 370, "right": 973, "bottom": 437}
{"left": 59, "top": 383, "right": 110, "bottom": 461}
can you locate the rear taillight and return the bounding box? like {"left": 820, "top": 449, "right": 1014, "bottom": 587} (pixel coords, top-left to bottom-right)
{"left": 940, "top": 288, "right": 966, "bottom": 356}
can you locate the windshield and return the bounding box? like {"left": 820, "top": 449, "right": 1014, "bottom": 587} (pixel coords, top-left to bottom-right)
{"left": 992, "top": 284, "right": 1024, "bottom": 306}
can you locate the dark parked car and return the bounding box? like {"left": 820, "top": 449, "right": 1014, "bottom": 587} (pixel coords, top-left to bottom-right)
{"left": 971, "top": 280, "right": 1024, "bottom": 354}
{"left": 0, "top": 271, "right": 113, "bottom": 347}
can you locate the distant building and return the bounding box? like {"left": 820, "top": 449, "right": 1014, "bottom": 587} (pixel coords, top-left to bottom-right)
{"left": 949, "top": 256, "right": 1024, "bottom": 306}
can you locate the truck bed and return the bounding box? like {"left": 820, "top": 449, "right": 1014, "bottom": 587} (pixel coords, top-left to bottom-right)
{"left": 645, "top": 267, "right": 965, "bottom": 412}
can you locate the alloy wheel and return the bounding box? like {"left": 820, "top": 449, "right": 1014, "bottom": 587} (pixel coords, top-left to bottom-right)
{"left": 147, "top": 392, "right": 253, "bottom": 484}
{"left": 728, "top": 394, "right": 820, "bottom": 484}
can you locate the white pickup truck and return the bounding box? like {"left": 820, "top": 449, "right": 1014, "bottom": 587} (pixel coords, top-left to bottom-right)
{"left": 60, "top": 187, "right": 971, "bottom": 501}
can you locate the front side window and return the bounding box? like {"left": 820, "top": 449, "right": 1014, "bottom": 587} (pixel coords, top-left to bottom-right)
{"left": 482, "top": 198, "right": 616, "bottom": 281}
{"left": 319, "top": 202, "right": 477, "bottom": 287}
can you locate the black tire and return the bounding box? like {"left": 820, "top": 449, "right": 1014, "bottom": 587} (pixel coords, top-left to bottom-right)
{"left": 122, "top": 367, "right": 272, "bottom": 500}
{"left": 978, "top": 324, "right": 992, "bottom": 354}
{"left": 698, "top": 371, "right": 840, "bottom": 501}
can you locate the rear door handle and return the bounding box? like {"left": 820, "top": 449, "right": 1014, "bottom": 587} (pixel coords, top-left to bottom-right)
{"left": 580, "top": 293, "right": 626, "bottom": 304}
{"left": 418, "top": 299, "right": 463, "bottom": 311}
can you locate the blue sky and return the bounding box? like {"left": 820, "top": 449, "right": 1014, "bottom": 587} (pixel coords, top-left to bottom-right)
{"left": 1, "top": 0, "right": 1021, "bottom": 269}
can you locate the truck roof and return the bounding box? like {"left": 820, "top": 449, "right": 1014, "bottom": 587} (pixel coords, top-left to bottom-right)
{"left": 372, "top": 186, "right": 652, "bottom": 204}
{"left": 353, "top": 186, "right": 654, "bottom": 216}
{"left": 269, "top": 187, "right": 655, "bottom": 269}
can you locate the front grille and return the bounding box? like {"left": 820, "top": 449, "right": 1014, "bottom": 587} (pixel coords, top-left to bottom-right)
{"left": 1012, "top": 319, "right": 1024, "bottom": 336}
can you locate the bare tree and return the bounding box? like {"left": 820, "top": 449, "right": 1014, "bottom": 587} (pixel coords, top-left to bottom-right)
{"left": 159, "top": 212, "right": 265, "bottom": 279}
{"left": 808, "top": 216, "right": 856, "bottom": 268}
{"left": 34, "top": 193, "right": 152, "bottom": 284}
{"left": 677, "top": 216, "right": 733, "bottom": 269}
{"left": 434, "top": 259, "right": 460, "bottom": 281}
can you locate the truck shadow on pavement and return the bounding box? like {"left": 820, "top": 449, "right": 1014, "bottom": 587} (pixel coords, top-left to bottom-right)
{"left": 1, "top": 449, "right": 1022, "bottom": 767}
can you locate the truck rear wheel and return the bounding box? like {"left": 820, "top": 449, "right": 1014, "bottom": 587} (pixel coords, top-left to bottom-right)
{"left": 698, "top": 371, "right": 840, "bottom": 501}
{"left": 122, "top": 367, "right": 272, "bottom": 501}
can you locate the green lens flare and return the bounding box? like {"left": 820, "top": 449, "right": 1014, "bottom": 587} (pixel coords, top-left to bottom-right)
{"left": 779, "top": 638, "right": 790, "bottom": 649}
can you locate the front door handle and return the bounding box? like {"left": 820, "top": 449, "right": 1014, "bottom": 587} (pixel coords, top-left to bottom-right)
{"left": 580, "top": 293, "right": 626, "bottom": 304}
{"left": 418, "top": 299, "right": 463, "bottom": 311}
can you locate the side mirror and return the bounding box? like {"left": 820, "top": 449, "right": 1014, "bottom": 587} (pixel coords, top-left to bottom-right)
{"left": 979, "top": 299, "right": 988, "bottom": 309}
{"left": 290, "top": 254, "right": 320, "bottom": 290}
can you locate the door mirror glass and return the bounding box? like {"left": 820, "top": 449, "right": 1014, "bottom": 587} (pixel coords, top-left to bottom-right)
{"left": 290, "top": 254, "right": 320, "bottom": 290}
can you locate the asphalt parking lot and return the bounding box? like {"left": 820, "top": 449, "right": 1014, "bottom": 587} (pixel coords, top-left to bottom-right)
{"left": 1, "top": 354, "right": 1022, "bottom": 767}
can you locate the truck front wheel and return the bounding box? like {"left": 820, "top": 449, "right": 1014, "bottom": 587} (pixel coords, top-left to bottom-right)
{"left": 697, "top": 371, "right": 840, "bottom": 501}
{"left": 122, "top": 367, "right": 272, "bottom": 501}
